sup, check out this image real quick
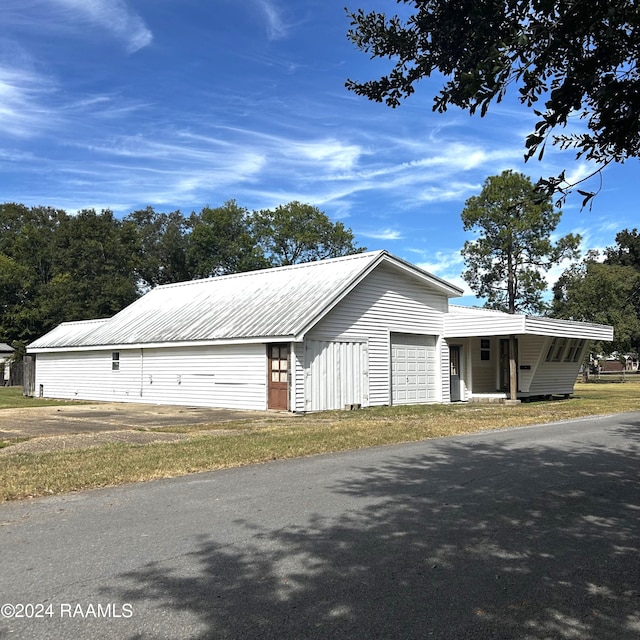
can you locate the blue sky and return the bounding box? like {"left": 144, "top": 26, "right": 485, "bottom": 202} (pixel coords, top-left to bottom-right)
{"left": 2, "top": 0, "right": 638, "bottom": 304}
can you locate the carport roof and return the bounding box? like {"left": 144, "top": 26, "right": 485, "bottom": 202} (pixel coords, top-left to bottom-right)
{"left": 28, "top": 250, "right": 463, "bottom": 351}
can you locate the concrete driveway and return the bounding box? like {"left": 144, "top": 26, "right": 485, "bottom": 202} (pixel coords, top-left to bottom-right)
{"left": 0, "top": 402, "right": 288, "bottom": 440}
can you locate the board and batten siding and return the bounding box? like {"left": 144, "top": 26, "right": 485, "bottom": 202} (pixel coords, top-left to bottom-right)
{"left": 35, "top": 343, "right": 268, "bottom": 409}
{"left": 306, "top": 263, "right": 448, "bottom": 406}
{"left": 304, "top": 340, "right": 368, "bottom": 411}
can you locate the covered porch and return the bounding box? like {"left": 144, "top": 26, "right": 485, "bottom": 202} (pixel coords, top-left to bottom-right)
{"left": 444, "top": 306, "right": 614, "bottom": 402}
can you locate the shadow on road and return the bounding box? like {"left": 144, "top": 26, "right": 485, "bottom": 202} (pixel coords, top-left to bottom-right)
{"left": 106, "top": 417, "right": 640, "bottom": 639}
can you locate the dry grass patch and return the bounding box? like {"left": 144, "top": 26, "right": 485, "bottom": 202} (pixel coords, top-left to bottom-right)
{"left": 1, "top": 380, "right": 639, "bottom": 502}
{"left": 0, "top": 387, "right": 90, "bottom": 410}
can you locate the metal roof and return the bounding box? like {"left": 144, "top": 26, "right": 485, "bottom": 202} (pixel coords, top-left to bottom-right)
{"left": 29, "top": 251, "right": 462, "bottom": 350}
{"left": 27, "top": 319, "right": 110, "bottom": 349}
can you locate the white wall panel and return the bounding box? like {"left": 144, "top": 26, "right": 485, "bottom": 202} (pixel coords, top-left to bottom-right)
{"left": 308, "top": 262, "right": 448, "bottom": 407}
{"left": 140, "top": 344, "right": 266, "bottom": 409}
{"left": 35, "top": 344, "right": 267, "bottom": 409}
{"left": 516, "top": 335, "right": 547, "bottom": 393}
{"left": 35, "top": 350, "right": 141, "bottom": 402}
{"left": 467, "top": 337, "right": 497, "bottom": 393}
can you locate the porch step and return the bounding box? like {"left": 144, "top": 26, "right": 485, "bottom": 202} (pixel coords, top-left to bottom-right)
{"left": 470, "top": 396, "right": 507, "bottom": 404}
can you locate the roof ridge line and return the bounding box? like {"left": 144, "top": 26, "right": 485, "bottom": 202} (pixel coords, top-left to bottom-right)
{"left": 154, "top": 250, "right": 385, "bottom": 290}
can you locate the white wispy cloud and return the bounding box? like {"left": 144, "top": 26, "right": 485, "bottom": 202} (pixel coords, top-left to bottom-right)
{"left": 0, "top": 65, "right": 58, "bottom": 137}
{"left": 253, "top": 0, "right": 289, "bottom": 40}
{"left": 47, "top": 0, "right": 152, "bottom": 52}
{"left": 411, "top": 183, "right": 481, "bottom": 204}
{"left": 415, "top": 255, "right": 472, "bottom": 296}
{"left": 360, "top": 228, "right": 403, "bottom": 240}
{"left": 416, "top": 250, "right": 465, "bottom": 277}
{"left": 286, "top": 139, "right": 364, "bottom": 172}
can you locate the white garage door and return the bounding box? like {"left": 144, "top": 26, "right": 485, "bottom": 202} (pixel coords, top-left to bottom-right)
{"left": 391, "top": 333, "right": 437, "bottom": 404}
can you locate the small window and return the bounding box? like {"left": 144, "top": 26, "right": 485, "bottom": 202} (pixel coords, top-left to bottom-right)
{"left": 480, "top": 338, "right": 491, "bottom": 361}
{"left": 546, "top": 338, "right": 567, "bottom": 362}
{"left": 564, "top": 338, "right": 585, "bottom": 363}
{"left": 112, "top": 351, "right": 120, "bottom": 371}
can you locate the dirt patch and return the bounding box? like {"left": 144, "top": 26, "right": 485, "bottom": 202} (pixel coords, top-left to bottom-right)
{"left": 0, "top": 427, "right": 243, "bottom": 456}
{"left": 0, "top": 402, "right": 290, "bottom": 440}
{"left": 0, "top": 401, "right": 294, "bottom": 454}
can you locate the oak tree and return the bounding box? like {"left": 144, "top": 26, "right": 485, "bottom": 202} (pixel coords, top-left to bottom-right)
{"left": 252, "top": 201, "right": 364, "bottom": 266}
{"left": 346, "top": 1, "right": 640, "bottom": 201}
{"left": 187, "top": 201, "right": 269, "bottom": 278}
{"left": 553, "top": 230, "right": 640, "bottom": 355}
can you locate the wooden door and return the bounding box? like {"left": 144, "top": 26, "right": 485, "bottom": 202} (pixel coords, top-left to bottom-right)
{"left": 268, "top": 344, "right": 289, "bottom": 410}
{"left": 449, "top": 346, "right": 461, "bottom": 401}
{"left": 499, "top": 338, "right": 518, "bottom": 391}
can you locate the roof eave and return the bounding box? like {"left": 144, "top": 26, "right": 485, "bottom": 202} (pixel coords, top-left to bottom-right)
{"left": 27, "top": 335, "right": 299, "bottom": 353}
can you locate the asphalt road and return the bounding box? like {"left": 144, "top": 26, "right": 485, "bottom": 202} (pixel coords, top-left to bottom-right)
{"left": 1, "top": 412, "right": 639, "bottom": 640}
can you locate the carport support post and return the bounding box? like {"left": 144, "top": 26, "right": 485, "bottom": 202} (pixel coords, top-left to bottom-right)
{"left": 507, "top": 334, "right": 520, "bottom": 405}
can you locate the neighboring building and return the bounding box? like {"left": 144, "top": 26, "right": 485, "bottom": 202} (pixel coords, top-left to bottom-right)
{"left": 598, "top": 354, "right": 639, "bottom": 373}
{"left": 26, "top": 251, "right": 614, "bottom": 411}
{"left": 0, "top": 343, "right": 14, "bottom": 386}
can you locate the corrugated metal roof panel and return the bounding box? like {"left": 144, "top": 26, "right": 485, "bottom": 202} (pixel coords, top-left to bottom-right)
{"left": 28, "top": 251, "right": 467, "bottom": 351}
{"left": 30, "top": 252, "right": 384, "bottom": 349}
{"left": 28, "top": 319, "right": 110, "bottom": 349}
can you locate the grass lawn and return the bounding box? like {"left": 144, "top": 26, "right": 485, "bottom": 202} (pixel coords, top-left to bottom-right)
{"left": 0, "top": 386, "right": 89, "bottom": 410}
{"left": 1, "top": 379, "right": 639, "bottom": 502}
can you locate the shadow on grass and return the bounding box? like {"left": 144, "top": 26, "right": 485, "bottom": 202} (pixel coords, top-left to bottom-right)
{"left": 106, "top": 416, "right": 640, "bottom": 639}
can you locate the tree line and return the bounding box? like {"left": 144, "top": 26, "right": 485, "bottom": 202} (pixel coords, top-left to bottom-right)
{"left": 3, "top": 186, "right": 637, "bottom": 362}
{"left": 552, "top": 229, "right": 640, "bottom": 356}
{"left": 0, "top": 201, "right": 363, "bottom": 352}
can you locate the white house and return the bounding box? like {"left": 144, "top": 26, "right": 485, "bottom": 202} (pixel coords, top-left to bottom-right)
{"left": 0, "top": 342, "right": 14, "bottom": 386}
{"left": 26, "top": 251, "right": 613, "bottom": 411}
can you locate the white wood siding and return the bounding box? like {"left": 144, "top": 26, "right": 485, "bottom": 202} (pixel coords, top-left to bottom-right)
{"left": 35, "top": 344, "right": 268, "bottom": 409}
{"left": 440, "top": 338, "right": 451, "bottom": 403}
{"left": 527, "top": 339, "right": 588, "bottom": 396}
{"left": 140, "top": 344, "right": 266, "bottom": 409}
{"left": 307, "top": 263, "right": 448, "bottom": 406}
{"left": 524, "top": 317, "right": 613, "bottom": 340}
{"left": 291, "top": 342, "right": 305, "bottom": 412}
